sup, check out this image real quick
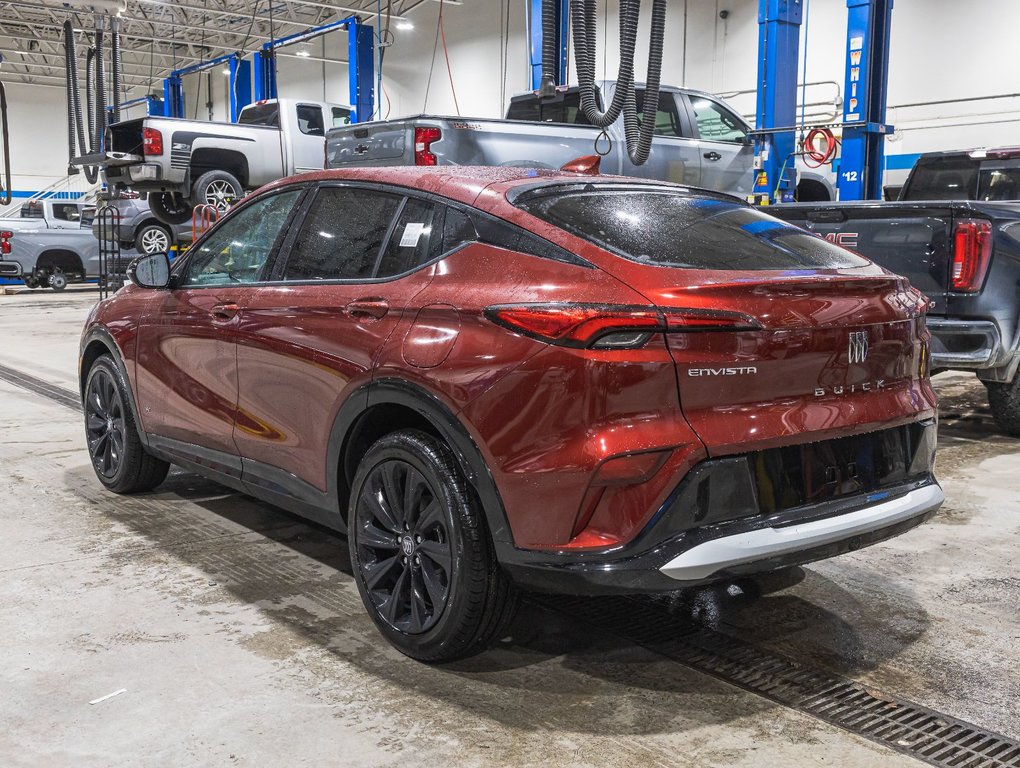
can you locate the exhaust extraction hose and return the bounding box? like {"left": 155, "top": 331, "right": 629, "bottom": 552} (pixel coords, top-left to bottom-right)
{"left": 94, "top": 19, "right": 106, "bottom": 155}
{"left": 570, "top": 0, "right": 668, "bottom": 166}
{"left": 110, "top": 17, "right": 122, "bottom": 123}
{"left": 85, "top": 47, "right": 96, "bottom": 149}
{"left": 63, "top": 20, "right": 98, "bottom": 183}
{"left": 539, "top": 0, "right": 559, "bottom": 97}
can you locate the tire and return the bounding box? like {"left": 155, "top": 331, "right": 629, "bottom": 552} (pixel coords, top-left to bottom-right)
{"left": 147, "top": 191, "right": 194, "bottom": 226}
{"left": 348, "top": 429, "right": 518, "bottom": 662}
{"left": 191, "top": 170, "right": 243, "bottom": 215}
{"left": 986, "top": 377, "right": 1020, "bottom": 436}
{"left": 48, "top": 270, "right": 68, "bottom": 291}
{"left": 134, "top": 222, "right": 172, "bottom": 255}
{"left": 84, "top": 355, "right": 170, "bottom": 494}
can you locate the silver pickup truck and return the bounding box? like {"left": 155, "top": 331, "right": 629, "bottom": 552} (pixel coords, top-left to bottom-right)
{"left": 326, "top": 83, "right": 834, "bottom": 201}
{"left": 0, "top": 216, "right": 101, "bottom": 290}
{"left": 91, "top": 99, "right": 351, "bottom": 226}
{"left": 0, "top": 199, "right": 89, "bottom": 232}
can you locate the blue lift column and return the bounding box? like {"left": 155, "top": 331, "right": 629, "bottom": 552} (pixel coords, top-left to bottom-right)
{"left": 528, "top": 0, "right": 569, "bottom": 91}
{"left": 253, "top": 16, "right": 375, "bottom": 123}
{"left": 837, "top": 0, "right": 894, "bottom": 200}
{"left": 228, "top": 57, "right": 253, "bottom": 122}
{"left": 164, "top": 53, "right": 253, "bottom": 122}
{"left": 753, "top": 0, "right": 802, "bottom": 205}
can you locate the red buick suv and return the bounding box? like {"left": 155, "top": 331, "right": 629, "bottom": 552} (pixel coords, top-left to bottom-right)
{"left": 80, "top": 166, "right": 942, "bottom": 661}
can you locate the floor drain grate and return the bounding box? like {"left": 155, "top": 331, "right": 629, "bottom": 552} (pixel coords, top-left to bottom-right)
{"left": 535, "top": 594, "right": 1020, "bottom": 768}
{"left": 0, "top": 363, "right": 81, "bottom": 412}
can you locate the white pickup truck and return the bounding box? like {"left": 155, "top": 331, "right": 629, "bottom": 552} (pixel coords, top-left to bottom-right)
{"left": 89, "top": 99, "right": 351, "bottom": 226}
{"left": 0, "top": 199, "right": 88, "bottom": 232}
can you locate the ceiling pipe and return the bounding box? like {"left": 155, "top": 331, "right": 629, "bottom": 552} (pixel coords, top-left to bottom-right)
{"left": 57, "top": 0, "right": 128, "bottom": 13}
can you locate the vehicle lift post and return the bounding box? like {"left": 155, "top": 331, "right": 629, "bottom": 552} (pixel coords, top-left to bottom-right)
{"left": 163, "top": 53, "right": 252, "bottom": 122}
{"left": 837, "top": 0, "right": 894, "bottom": 200}
{"left": 752, "top": 0, "right": 802, "bottom": 205}
{"left": 527, "top": 0, "right": 569, "bottom": 91}
{"left": 253, "top": 16, "right": 375, "bottom": 124}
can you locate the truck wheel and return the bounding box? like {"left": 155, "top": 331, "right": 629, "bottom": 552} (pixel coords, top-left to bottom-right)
{"left": 986, "top": 378, "right": 1020, "bottom": 436}
{"left": 147, "top": 192, "right": 194, "bottom": 226}
{"left": 134, "top": 223, "right": 172, "bottom": 255}
{"left": 48, "top": 270, "right": 68, "bottom": 291}
{"left": 23, "top": 277, "right": 39, "bottom": 289}
{"left": 192, "top": 170, "right": 243, "bottom": 215}
{"left": 349, "top": 430, "right": 519, "bottom": 662}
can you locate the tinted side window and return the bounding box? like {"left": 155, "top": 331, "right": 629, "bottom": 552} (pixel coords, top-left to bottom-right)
{"left": 518, "top": 191, "right": 869, "bottom": 270}
{"left": 331, "top": 107, "right": 352, "bottom": 128}
{"left": 297, "top": 104, "right": 325, "bottom": 136}
{"left": 238, "top": 103, "right": 280, "bottom": 127}
{"left": 284, "top": 188, "right": 401, "bottom": 281}
{"left": 636, "top": 91, "right": 686, "bottom": 138}
{"left": 182, "top": 190, "right": 301, "bottom": 286}
{"left": 443, "top": 207, "right": 477, "bottom": 252}
{"left": 375, "top": 198, "right": 441, "bottom": 278}
{"left": 690, "top": 97, "right": 748, "bottom": 143}
{"left": 53, "top": 203, "right": 81, "bottom": 222}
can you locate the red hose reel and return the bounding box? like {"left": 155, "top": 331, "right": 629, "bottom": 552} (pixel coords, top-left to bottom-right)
{"left": 802, "top": 127, "right": 839, "bottom": 168}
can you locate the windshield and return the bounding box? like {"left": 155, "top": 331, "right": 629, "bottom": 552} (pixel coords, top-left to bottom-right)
{"left": 517, "top": 189, "right": 870, "bottom": 270}
{"left": 506, "top": 90, "right": 601, "bottom": 126}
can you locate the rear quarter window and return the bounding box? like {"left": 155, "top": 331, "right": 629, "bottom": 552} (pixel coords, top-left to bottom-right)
{"left": 516, "top": 190, "right": 870, "bottom": 270}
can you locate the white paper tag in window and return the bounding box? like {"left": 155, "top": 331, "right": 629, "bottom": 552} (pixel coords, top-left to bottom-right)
{"left": 399, "top": 222, "right": 426, "bottom": 248}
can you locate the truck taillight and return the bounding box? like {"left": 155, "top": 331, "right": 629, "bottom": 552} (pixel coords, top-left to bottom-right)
{"left": 143, "top": 127, "right": 163, "bottom": 156}
{"left": 951, "top": 219, "right": 992, "bottom": 292}
{"left": 414, "top": 126, "right": 441, "bottom": 166}
{"left": 1, "top": 231, "right": 11, "bottom": 255}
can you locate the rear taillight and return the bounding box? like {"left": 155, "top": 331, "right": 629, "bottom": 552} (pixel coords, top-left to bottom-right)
{"left": 951, "top": 218, "right": 992, "bottom": 292}
{"left": 1, "top": 231, "right": 11, "bottom": 255}
{"left": 142, "top": 127, "right": 163, "bottom": 156}
{"left": 484, "top": 303, "right": 761, "bottom": 349}
{"left": 414, "top": 126, "right": 441, "bottom": 166}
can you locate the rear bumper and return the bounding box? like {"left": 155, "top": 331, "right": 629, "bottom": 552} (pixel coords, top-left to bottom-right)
{"left": 0, "top": 261, "right": 23, "bottom": 277}
{"left": 659, "top": 483, "right": 943, "bottom": 581}
{"left": 499, "top": 420, "right": 940, "bottom": 595}
{"left": 927, "top": 318, "right": 1001, "bottom": 368}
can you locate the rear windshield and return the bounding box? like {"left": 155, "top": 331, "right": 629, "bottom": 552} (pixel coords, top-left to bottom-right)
{"left": 20, "top": 204, "right": 44, "bottom": 219}
{"left": 238, "top": 103, "right": 280, "bottom": 127}
{"left": 506, "top": 90, "right": 601, "bottom": 126}
{"left": 517, "top": 190, "right": 870, "bottom": 270}
{"left": 904, "top": 156, "right": 1020, "bottom": 201}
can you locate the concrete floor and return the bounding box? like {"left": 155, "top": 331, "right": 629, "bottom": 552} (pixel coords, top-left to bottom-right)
{"left": 0, "top": 286, "right": 1017, "bottom": 768}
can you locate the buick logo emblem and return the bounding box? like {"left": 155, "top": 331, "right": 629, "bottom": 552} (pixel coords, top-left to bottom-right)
{"left": 848, "top": 331, "right": 869, "bottom": 364}
{"left": 400, "top": 536, "right": 415, "bottom": 557}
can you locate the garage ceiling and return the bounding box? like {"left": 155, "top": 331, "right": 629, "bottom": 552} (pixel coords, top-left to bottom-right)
{"left": 0, "top": 0, "right": 447, "bottom": 89}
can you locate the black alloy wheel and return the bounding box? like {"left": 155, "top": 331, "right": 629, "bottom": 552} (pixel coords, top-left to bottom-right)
{"left": 348, "top": 430, "right": 519, "bottom": 662}
{"left": 85, "top": 365, "right": 126, "bottom": 479}
{"left": 82, "top": 355, "right": 170, "bottom": 493}
{"left": 354, "top": 458, "right": 453, "bottom": 634}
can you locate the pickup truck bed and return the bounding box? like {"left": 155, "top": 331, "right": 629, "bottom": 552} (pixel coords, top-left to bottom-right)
{"left": 772, "top": 198, "right": 1020, "bottom": 433}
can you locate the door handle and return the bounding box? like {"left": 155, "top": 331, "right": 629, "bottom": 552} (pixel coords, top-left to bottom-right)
{"left": 704, "top": 151, "right": 722, "bottom": 161}
{"left": 346, "top": 298, "right": 389, "bottom": 319}
{"left": 210, "top": 302, "right": 241, "bottom": 321}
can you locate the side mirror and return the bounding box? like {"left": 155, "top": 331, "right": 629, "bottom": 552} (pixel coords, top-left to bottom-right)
{"left": 127, "top": 251, "right": 171, "bottom": 289}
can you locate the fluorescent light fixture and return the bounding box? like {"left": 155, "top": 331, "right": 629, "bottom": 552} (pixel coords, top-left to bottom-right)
{"left": 396, "top": 21, "right": 414, "bottom": 30}
{"left": 295, "top": 50, "right": 311, "bottom": 57}
{"left": 222, "top": 68, "right": 230, "bottom": 76}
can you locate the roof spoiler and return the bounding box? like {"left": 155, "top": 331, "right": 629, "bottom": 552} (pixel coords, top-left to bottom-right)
{"left": 560, "top": 155, "right": 601, "bottom": 175}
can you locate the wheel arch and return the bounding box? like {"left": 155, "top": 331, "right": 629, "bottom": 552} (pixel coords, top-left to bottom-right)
{"left": 36, "top": 249, "right": 85, "bottom": 277}
{"left": 328, "top": 378, "right": 512, "bottom": 546}
{"left": 80, "top": 328, "right": 148, "bottom": 447}
{"left": 190, "top": 149, "right": 250, "bottom": 188}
